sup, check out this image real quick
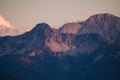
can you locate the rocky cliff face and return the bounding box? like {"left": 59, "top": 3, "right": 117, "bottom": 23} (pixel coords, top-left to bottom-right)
{"left": 59, "top": 23, "right": 81, "bottom": 34}
{"left": 78, "top": 13, "right": 120, "bottom": 43}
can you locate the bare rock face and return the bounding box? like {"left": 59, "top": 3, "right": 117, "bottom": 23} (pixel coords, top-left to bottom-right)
{"left": 59, "top": 23, "right": 81, "bottom": 34}
{"left": 45, "top": 28, "right": 69, "bottom": 52}
{"left": 78, "top": 13, "right": 120, "bottom": 43}
{"left": 45, "top": 41, "right": 69, "bottom": 52}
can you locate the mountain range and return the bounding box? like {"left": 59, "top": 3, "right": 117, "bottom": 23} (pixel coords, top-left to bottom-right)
{"left": 0, "top": 13, "right": 120, "bottom": 80}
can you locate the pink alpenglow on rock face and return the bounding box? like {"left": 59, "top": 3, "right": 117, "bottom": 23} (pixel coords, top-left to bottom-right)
{"left": 45, "top": 41, "right": 69, "bottom": 52}
{"left": 59, "top": 23, "right": 81, "bottom": 34}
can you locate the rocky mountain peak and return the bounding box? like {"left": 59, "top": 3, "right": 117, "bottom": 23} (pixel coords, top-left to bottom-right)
{"left": 31, "top": 23, "right": 52, "bottom": 32}
{"left": 87, "top": 13, "right": 119, "bottom": 25}
{"left": 29, "top": 23, "right": 53, "bottom": 38}
{"left": 79, "top": 13, "right": 120, "bottom": 43}
{"left": 59, "top": 23, "right": 81, "bottom": 34}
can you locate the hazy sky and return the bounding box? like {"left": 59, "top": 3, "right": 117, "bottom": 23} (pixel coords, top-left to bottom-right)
{"left": 0, "top": 0, "right": 120, "bottom": 28}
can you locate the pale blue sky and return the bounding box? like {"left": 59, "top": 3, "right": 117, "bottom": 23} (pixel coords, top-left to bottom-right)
{"left": 0, "top": 0, "right": 120, "bottom": 28}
